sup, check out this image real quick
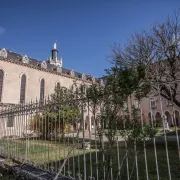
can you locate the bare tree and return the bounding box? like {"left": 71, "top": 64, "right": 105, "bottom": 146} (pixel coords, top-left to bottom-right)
{"left": 110, "top": 12, "right": 180, "bottom": 107}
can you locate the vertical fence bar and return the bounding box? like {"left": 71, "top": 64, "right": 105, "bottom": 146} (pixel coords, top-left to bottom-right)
{"left": 67, "top": 103, "right": 70, "bottom": 175}
{"left": 94, "top": 109, "right": 99, "bottom": 180}
{"left": 77, "top": 116, "right": 81, "bottom": 177}
{"left": 131, "top": 96, "right": 139, "bottom": 180}
{"left": 44, "top": 98, "right": 48, "bottom": 170}
{"left": 122, "top": 108, "right": 130, "bottom": 180}
{"left": 82, "top": 100, "right": 87, "bottom": 180}
{"left": 88, "top": 100, "right": 93, "bottom": 179}
{"left": 0, "top": 105, "right": 3, "bottom": 156}
{"left": 18, "top": 104, "right": 21, "bottom": 161}
{"left": 37, "top": 102, "right": 40, "bottom": 166}
{"left": 18, "top": 104, "right": 21, "bottom": 160}
{"left": 58, "top": 99, "right": 61, "bottom": 174}
{"left": 9, "top": 105, "right": 13, "bottom": 158}
{"left": 24, "top": 102, "right": 28, "bottom": 162}
{"left": 4, "top": 106, "right": 7, "bottom": 158}
{"left": 149, "top": 94, "right": 160, "bottom": 180}
{"left": 72, "top": 125, "right": 75, "bottom": 179}
{"left": 140, "top": 101, "right": 149, "bottom": 180}
{"left": 42, "top": 100, "right": 46, "bottom": 170}
{"left": 71, "top": 89, "right": 76, "bottom": 179}
{"left": 158, "top": 85, "right": 172, "bottom": 180}
{"left": 63, "top": 103, "right": 66, "bottom": 175}
{"left": 11, "top": 105, "right": 14, "bottom": 159}
{"left": 26, "top": 102, "right": 30, "bottom": 163}
{"left": 116, "top": 137, "right": 120, "bottom": 180}
{"left": 50, "top": 99, "right": 54, "bottom": 172}
{"left": 48, "top": 100, "right": 50, "bottom": 171}
{"left": 28, "top": 101, "right": 33, "bottom": 163}
{"left": 54, "top": 98, "right": 58, "bottom": 173}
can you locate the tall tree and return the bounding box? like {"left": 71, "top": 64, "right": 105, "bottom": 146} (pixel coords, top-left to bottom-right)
{"left": 110, "top": 12, "right": 180, "bottom": 106}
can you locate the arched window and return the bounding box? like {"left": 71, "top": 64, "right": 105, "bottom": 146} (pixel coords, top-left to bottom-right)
{"left": 40, "top": 78, "right": 45, "bottom": 102}
{"left": 0, "top": 70, "right": 4, "bottom": 102}
{"left": 20, "top": 74, "right": 26, "bottom": 104}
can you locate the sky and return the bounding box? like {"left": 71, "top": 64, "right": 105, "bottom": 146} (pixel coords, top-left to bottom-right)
{"left": 0, "top": 0, "right": 180, "bottom": 78}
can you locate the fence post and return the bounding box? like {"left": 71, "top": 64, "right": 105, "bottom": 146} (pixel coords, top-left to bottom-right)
{"left": 82, "top": 100, "right": 86, "bottom": 180}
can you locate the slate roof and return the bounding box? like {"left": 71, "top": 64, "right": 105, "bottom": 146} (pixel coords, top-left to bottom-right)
{"left": 0, "top": 48, "right": 91, "bottom": 80}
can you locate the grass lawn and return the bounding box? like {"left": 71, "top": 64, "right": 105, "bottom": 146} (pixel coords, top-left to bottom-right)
{"left": 0, "top": 139, "right": 91, "bottom": 165}
{"left": 68, "top": 141, "right": 179, "bottom": 180}
{"left": 155, "top": 127, "right": 180, "bottom": 136}
{"left": 0, "top": 138, "right": 179, "bottom": 180}
{"left": 93, "top": 127, "right": 180, "bottom": 137}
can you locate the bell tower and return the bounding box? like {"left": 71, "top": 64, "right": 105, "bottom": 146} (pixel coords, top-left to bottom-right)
{"left": 47, "top": 42, "right": 63, "bottom": 67}
{"left": 51, "top": 42, "right": 58, "bottom": 62}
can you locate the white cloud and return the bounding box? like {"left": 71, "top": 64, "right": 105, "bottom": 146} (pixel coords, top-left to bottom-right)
{"left": 0, "top": 26, "right": 5, "bottom": 35}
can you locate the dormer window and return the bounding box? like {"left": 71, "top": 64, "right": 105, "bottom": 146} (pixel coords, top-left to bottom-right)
{"left": 92, "top": 76, "right": 96, "bottom": 84}
{"left": 57, "top": 65, "right": 62, "bottom": 73}
{"left": 70, "top": 70, "right": 75, "bottom": 77}
{"left": 41, "top": 61, "right": 47, "bottom": 69}
{"left": 82, "top": 73, "right": 86, "bottom": 80}
{"left": 21, "top": 55, "right": 29, "bottom": 64}
{"left": 0, "top": 48, "right": 7, "bottom": 58}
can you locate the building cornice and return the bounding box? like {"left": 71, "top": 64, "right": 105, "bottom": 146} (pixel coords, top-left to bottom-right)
{"left": 0, "top": 57, "right": 93, "bottom": 84}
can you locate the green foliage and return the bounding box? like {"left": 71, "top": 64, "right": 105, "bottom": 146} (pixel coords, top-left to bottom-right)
{"left": 86, "top": 59, "right": 155, "bottom": 180}
{"left": 29, "top": 84, "right": 81, "bottom": 137}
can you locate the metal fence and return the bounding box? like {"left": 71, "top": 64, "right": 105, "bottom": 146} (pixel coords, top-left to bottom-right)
{"left": 0, "top": 85, "right": 179, "bottom": 180}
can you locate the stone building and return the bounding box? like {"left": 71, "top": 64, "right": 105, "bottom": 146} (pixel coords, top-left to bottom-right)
{"left": 0, "top": 43, "right": 179, "bottom": 138}
{"left": 0, "top": 43, "right": 101, "bottom": 137}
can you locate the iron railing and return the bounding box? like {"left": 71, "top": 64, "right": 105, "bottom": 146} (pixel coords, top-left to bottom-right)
{"left": 0, "top": 84, "right": 179, "bottom": 180}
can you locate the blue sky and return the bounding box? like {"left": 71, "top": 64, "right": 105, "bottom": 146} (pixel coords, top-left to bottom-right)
{"left": 0, "top": 0, "right": 179, "bottom": 77}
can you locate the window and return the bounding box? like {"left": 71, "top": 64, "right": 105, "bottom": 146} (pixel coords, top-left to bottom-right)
{"left": 22, "top": 55, "right": 29, "bottom": 64}
{"left": 40, "top": 78, "right": 45, "bottom": 102}
{"left": 0, "top": 70, "right": 4, "bottom": 102}
{"left": 166, "top": 99, "right": 173, "bottom": 106}
{"left": 150, "top": 98, "right": 156, "bottom": 109}
{"left": 41, "top": 61, "right": 47, "bottom": 69}
{"left": 7, "top": 114, "right": 14, "bottom": 127}
{"left": 20, "top": 74, "right": 26, "bottom": 104}
{"left": 70, "top": 70, "right": 75, "bottom": 77}
{"left": 134, "top": 99, "right": 140, "bottom": 109}
{"left": 82, "top": 73, "right": 86, "bottom": 80}
{"left": 56, "top": 66, "right": 62, "bottom": 73}
{"left": 0, "top": 48, "right": 7, "bottom": 58}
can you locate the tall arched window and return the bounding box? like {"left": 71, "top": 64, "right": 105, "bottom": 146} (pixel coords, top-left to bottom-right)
{"left": 0, "top": 70, "right": 4, "bottom": 102}
{"left": 40, "top": 78, "right": 45, "bottom": 102}
{"left": 20, "top": 74, "right": 26, "bottom": 104}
